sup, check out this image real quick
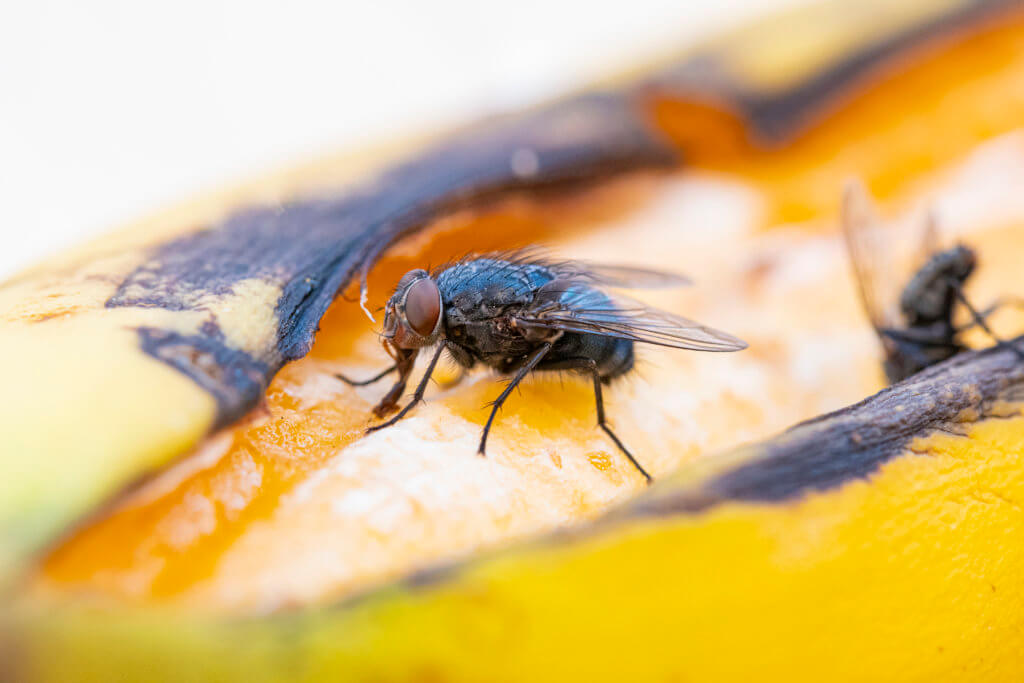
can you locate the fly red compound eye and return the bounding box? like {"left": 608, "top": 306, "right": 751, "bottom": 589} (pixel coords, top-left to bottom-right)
{"left": 404, "top": 278, "right": 441, "bottom": 337}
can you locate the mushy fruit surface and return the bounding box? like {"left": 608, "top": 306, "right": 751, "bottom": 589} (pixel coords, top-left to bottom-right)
{"left": 33, "top": 129, "right": 1024, "bottom": 611}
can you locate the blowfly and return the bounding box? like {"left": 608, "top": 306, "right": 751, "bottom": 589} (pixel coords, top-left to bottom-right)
{"left": 841, "top": 180, "right": 1023, "bottom": 383}
{"left": 339, "top": 251, "right": 747, "bottom": 483}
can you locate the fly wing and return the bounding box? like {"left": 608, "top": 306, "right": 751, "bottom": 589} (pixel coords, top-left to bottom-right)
{"left": 547, "top": 260, "right": 692, "bottom": 289}
{"left": 840, "top": 180, "right": 903, "bottom": 332}
{"left": 919, "top": 208, "right": 942, "bottom": 263}
{"left": 515, "top": 280, "right": 746, "bottom": 352}
{"left": 477, "top": 248, "right": 693, "bottom": 289}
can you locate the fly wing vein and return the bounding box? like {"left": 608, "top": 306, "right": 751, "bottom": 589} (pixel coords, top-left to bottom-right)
{"left": 515, "top": 280, "right": 746, "bottom": 352}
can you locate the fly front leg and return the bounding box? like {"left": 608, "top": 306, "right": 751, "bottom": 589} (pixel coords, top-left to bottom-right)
{"left": 368, "top": 344, "right": 446, "bottom": 431}
{"left": 880, "top": 329, "right": 960, "bottom": 370}
{"left": 477, "top": 342, "right": 553, "bottom": 456}
{"left": 371, "top": 349, "right": 418, "bottom": 418}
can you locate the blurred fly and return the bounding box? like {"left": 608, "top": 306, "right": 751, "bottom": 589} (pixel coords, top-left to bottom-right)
{"left": 841, "top": 181, "right": 1023, "bottom": 383}
{"left": 339, "top": 251, "right": 747, "bottom": 483}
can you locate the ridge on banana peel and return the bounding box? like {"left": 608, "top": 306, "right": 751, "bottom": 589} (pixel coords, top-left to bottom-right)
{"left": 10, "top": 339, "right": 1024, "bottom": 682}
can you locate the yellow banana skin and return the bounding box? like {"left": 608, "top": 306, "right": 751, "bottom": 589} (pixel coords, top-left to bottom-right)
{"left": 0, "top": 0, "right": 1011, "bottom": 588}
{"left": 11, "top": 340, "right": 1024, "bottom": 682}
{"left": 4, "top": 1, "right": 1024, "bottom": 680}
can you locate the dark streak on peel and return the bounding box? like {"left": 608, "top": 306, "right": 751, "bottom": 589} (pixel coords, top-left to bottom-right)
{"left": 105, "top": 0, "right": 1014, "bottom": 429}
{"left": 628, "top": 337, "right": 1024, "bottom": 517}
{"left": 107, "top": 94, "right": 679, "bottom": 427}
{"left": 136, "top": 327, "right": 269, "bottom": 428}
{"left": 341, "top": 339, "right": 1024, "bottom": 600}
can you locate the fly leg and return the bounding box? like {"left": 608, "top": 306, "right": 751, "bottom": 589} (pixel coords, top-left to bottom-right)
{"left": 336, "top": 364, "right": 397, "bottom": 387}
{"left": 478, "top": 342, "right": 552, "bottom": 456}
{"left": 955, "top": 296, "right": 1024, "bottom": 333}
{"left": 367, "top": 344, "right": 445, "bottom": 431}
{"left": 370, "top": 349, "right": 418, "bottom": 418}
{"left": 534, "top": 356, "right": 652, "bottom": 484}
{"left": 880, "top": 329, "right": 960, "bottom": 369}
{"left": 578, "top": 359, "right": 652, "bottom": 484}
{"left": 947, "top": 279, "right": 1024, "bottom": 361}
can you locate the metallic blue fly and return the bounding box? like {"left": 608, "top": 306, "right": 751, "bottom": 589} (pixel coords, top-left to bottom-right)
{"left": 339, "top": 252, "right": 747, "bottom": 482}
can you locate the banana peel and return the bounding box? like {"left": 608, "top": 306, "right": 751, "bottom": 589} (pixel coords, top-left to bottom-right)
{"left": 11, "top": 339, "right": 1024, "bottom": 681}
{"left": 4, "top": 0, "right": 1024, "bottom": 680}
{"left": 4, "top": 0, "right": 1023, "bottom": 586}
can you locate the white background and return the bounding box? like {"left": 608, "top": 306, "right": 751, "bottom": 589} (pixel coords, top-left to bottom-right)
{"left": 0, "top": 0, "right": 801, "bottom": 278}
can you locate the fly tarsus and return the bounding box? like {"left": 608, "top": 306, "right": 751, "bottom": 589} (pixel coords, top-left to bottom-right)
{"left": 367, "top": 344, "right": 446, "bottom": 431}
{"left": 336, "top": 364, "right": 398, "bottom": 387}
{"left": 476, "top": 352, "right": 653, "bottom": 484}
{"left": 369, "top": 348, "right": 419, "bottom": 418}
{"left": 371, "top": 390, "right": 403, "bottom": 419}
{"left": 581, "top": 358, "right": 652, "bottom": 485}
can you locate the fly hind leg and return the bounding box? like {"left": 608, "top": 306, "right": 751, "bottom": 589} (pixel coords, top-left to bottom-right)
{"left": 540, "top": 357, "right": 652, "bottom": 484}
{"left": 583, "top": 360, "right": 652, "bottom": 485}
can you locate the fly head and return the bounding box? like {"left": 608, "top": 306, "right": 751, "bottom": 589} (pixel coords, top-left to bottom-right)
{"left": 382, "top": 269, "right": 444, "bottom": 350}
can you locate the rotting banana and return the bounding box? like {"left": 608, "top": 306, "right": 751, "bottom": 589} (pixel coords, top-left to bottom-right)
{"left": 2, "top": 0, "right": 1020, "bottom": 586}
{"left": 9, "top": 339, "right": 1024, "bottom": 682}
{"left": 3, "top": 1, "right": 1024, "bottom": 681}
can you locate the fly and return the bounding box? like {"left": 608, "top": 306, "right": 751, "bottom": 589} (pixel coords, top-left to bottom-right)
{"left": 841, "top": 180, "right": 1023, "bottom": 383}
{"left": 338, "top": 251, "right": 747, "bottom": 483}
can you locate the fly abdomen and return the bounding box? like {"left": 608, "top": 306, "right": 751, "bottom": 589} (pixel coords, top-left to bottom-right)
{"left": 594, "top": 335, "right": 634, "bottom": 381}
{"left": 544, "top": 332, "right": 634, "bottom": 382}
